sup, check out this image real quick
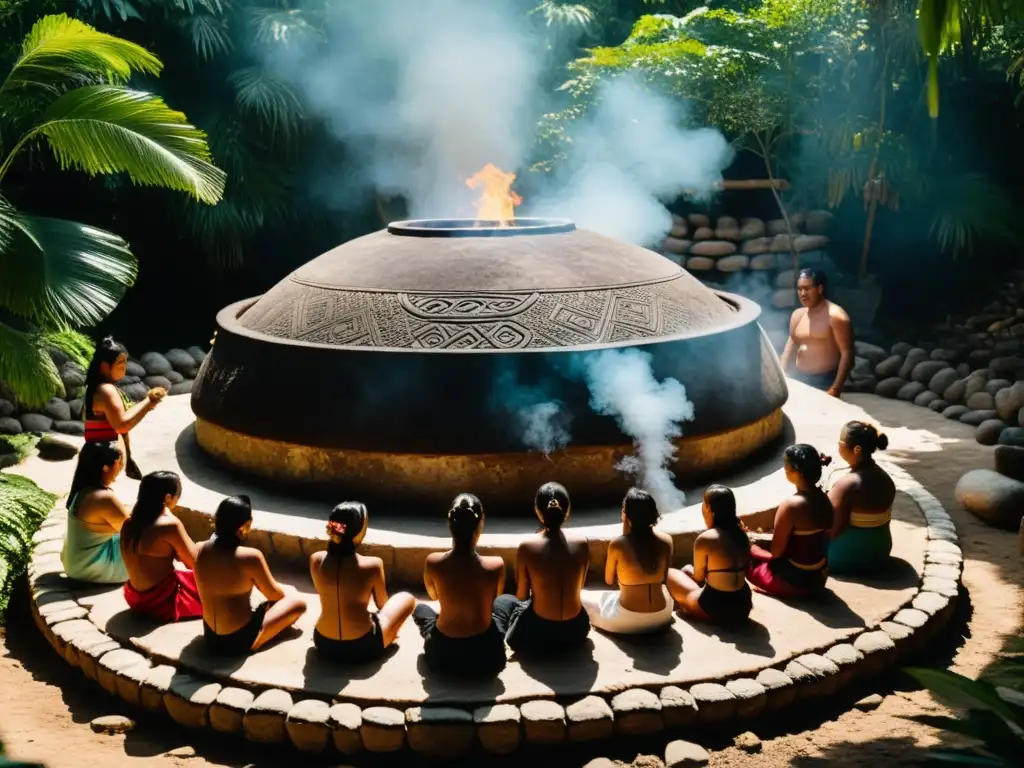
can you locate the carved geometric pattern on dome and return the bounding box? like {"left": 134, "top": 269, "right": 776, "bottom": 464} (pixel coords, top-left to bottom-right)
{"left": 239, "top": 278, "right": 738, "bottom": 350}
{"left": 400, "top": 293, "right": 538, "bottom": 321}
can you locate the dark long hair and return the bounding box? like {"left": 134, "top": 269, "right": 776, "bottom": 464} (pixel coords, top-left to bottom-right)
{"left": 214, "top": 495, "right": 252, "bottom": 550}
{"left": 326, "top": 501, "right": 367, "bottom": 559}
{"left": 623, "top": 487, "right": 661, "bottom": 574}
{"left": 704, "top": 484, "right": 748, "bottom": 553}
{"left": 84, "top": 336, "right": 127, "bottom": 413}
{"left": 785, "top": 443, "right": 832, "bottom": 486}
{"left": 68, "top": 441, "right": 122, "bottom": 503}
{"left": 122, "top": 471, "right": 181, "bottom": 553}
{"left": 535, "top": 482, "right": 570, "bottom": 532}
{"left": 842, "top": 421, "right": 889, "bottom": 456}
{"left": 448, "top": 493, "right": 483, "bottom": 550}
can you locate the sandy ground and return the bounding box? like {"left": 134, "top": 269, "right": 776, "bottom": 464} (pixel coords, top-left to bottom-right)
{"left": 1, "top": 393, "right": 1022, "bottom": 767}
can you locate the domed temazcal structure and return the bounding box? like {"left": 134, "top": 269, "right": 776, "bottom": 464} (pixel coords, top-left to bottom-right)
{"left": 192, "top": 214, "right": 788, "bottom": 512}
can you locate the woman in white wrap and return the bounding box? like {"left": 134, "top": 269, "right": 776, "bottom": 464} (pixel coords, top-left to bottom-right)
{"left": 582, "top": 487, "right": 674, "bottom": 634}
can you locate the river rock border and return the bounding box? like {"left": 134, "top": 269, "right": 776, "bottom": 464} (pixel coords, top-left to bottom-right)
{"left": 25, "top": 462, "right": 961, "bottom": 759}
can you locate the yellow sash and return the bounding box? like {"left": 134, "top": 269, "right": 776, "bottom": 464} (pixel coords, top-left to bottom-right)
{"left": 849, "top": 508, "right": 891, "bottom": 529}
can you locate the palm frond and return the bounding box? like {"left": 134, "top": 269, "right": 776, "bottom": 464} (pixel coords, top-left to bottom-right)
{"left": 928, "top": 173, "right": 1018, "bottom": 259}
{"left": 76, "top": 0, "right": 144, "bottom": 23}
{"left": 0, "top": 473, "right": 57, "bottom": 619}
{"left": 229, "top": 67, "right": 304, "bottom": 137}
{"left": 0, "top": 14, "right": 162, "bottom": 96}
{"left": 0, "top": 322, "right": 63, "bottom": 407}
{"left": 248, "top": 7, "right": 324, "bottom": 46}
{"left": 40, "top": 327, "right": 94, "bottom": 368}
{"left": 179, "top": 14, "right": 233, "bottom": 62}
{"left": 0, "top": 198, "right": 137, "bottom": 328}
{"left": 31, "top": 85, "right": 226, "bottom": 204}
{"left": 531, "top": 1, "right": 595, "bottom": 28}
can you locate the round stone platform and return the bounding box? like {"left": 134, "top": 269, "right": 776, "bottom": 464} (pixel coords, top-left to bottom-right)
{"left": 22, "top": 385, "right": 968, "bottom": 757}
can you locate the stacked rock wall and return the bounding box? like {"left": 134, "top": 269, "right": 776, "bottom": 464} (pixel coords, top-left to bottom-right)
{"left": 0, "top": 346, "right": 206, "bottom": 438}
{"left": 660, "top": 210, "right": 837, "bottom": 313}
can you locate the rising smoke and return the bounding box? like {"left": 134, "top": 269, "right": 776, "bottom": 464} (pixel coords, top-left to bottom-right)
{"left": 265, "top": 0, "right": 718, "bottom": 509}
{"left": 490, "top": 362, "right": 572, "bottom": 456}
{"left": 577, "top": 349, "right": 694, "bottom": 513}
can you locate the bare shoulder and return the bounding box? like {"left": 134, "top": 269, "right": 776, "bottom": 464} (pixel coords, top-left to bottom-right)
{"left": 237, "top": 545, "right": 266, "bottom": 564}
{"left": 309, "top": 550, "right": 327, "bottom": 567}
{"left": 424, "top": 551, "right": 446, "bottom": 566}
{"left": 358, "top": 553, "right": 384, "bottom": 571}
{"left": 828, "top": 301, "right": 851, "bottom": 323}
{"left": 608, "top": 535, "right": 626, "bottom": 551}
{"left": 482, "top": 554, "right": 507, "bottom": 572}
{"left": 656, "top": 530, "right": 673, "bottom": 547}
{"left": 696, "top": 528, "right": 721, "bottom": 544}
{"left": 789, "top": 306, "right": 808, "bottom": 328}
{"left": 831, "top": 470, "right": 862, "bottom": 492}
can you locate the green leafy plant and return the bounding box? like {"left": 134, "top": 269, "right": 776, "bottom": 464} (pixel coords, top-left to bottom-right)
{"left": 904, "top": 664, "right": 1024, "bottom": 766}
{"left": 0, "top": 14, "right": 225, "bottom": 408}
{"left": 0, "top": 473, "right": 57, "bottom": 620}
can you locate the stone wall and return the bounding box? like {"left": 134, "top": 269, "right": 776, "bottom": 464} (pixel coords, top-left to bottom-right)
{"left": 0, "top": 347, "right": 206, "bottom": 437}
{"left": 659, "top": 210, "right": 837, "bottom": 314}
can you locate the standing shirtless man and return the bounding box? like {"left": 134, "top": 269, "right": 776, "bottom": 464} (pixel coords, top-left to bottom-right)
{"left": 779, "top": 269, "right": 854, "bottom": 397}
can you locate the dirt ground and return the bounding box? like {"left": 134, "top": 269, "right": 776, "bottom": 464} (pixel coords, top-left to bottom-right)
{"left": 1, "top": 392, "right": 1022, "bottom": 767}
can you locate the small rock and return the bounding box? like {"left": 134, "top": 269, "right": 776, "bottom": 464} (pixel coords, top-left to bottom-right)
{"left": 929, "top": 368, "right": 959, "bottom": 396}
{"left": 165, "top": 746, "right": 196, "bottom": 759}
{"left": 19, "top": 413, "right": 52, "bottom": 432}
{"left": 90, "top": 715, "right": 135, "bottom": 734}
{"left": 690, "top": 240, "right": 737, "bottom": 257}
{"left": 0, "top": 398, "right": 13, "bottom": 418}
{"left": 976, "top": 419, "right": 1007, "bottom": 445}
{"left": 139, "top": 351, "right": 172, "bottom": 376}
{"left": 995, "top": 381, "right": 1024, "bottom": 421}
{"left": 716, "top": 254, "right": 750, "bottom": 272}
{"left": 943, "top": 405, "right": 970, "bottom": 420}
{"left": 686, "top": 256, "right": 715, "bottom": 271}
{"left": 943, "top": 379, "right": 967, "bottom": 404}
{"left": 37, "top": 433, "right": 79, "bottom": 460}
{"left": 897, "top": 381, "right": 926, "bottom": 401}
{"left": 67, "top": 398, "right": 84, "bottom": 421}
{"left": 119, "top": 383, "right": 149, "bottom": 402}
{"left": 734, "top": 731, "right": 762, "bottom": 753}
{"left": 854, "top": 694, "right": 883, "bottom": 711}
{"left": 582, "top": 759, "right": 619, "bottom": 768}
{"left": 928, "top": 399, "right": 949, "bottom": 412}
{"left": 165, "top": 370, "right": 184, "bottom": 384}
{"left": 58, "top": 362, "right": 86, "bottom": 389}
{"left": 911, "top": 360, "right": 947, "bottom": 384}
{"left": 169, "top": 380, "right": 194, "bottom": 396}
{"left": 998, "top": 427, "right": 1024, "bottom": 447}
{"left": 898, "top": 349, "right": 929, "bottom": 380}
{"left": 875, "top": 377, "right": 906, "bottom": 398}
{"left": 955, "top": 468, "right": 1024, "bottom": 529}
{"left": 891, "top": 342, "right": 913, "bottom": 356}
{"left": 874, "top": 355, "right": 903, "bottom": 379}
{"left": 0, "top": 416, "right": 22, "bottom": 435}
{"left": 914, "top": 391, "right": 939, "bottom": 407}
{"left": 165, "top": 349, "right": 197, "bottom": 373}
{"left": 186, "top": 346, "right": 207, "bottom": 365}
{"left": 985, "top": 378, "right": 1013, "bottom": 396}
{"left": 855, "top": 341, "right": 887, "bottom": 366}
{"left": 125, "top": 360, "right": 146, "bottom": 378}
{"left": 966, "top": 391, "right": 995, "bottom": 411}
{"left": 665, "top": 740, "right": 710, "bottom": 767}
{"left": 52, "top": 420, "right": 85, "bottom": 437}
{"left": 960, "top": 409, "right": 998, "bottom": 426}
{"left": 994, "top": 445, "right": 1024, "bottom": 481}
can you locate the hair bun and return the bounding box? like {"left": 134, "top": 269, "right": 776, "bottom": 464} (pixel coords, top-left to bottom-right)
{"left": 820, "top": 453, "right": 833, "bottom": 467}
{"left": 547, "top": 499, "right": 561, "bottom": 510}
{"left": 876, "top": 433, "right": 889, "bottom": 450}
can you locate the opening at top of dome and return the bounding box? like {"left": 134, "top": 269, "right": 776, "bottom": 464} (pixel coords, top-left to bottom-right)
{"left": 387, "top": 218, "right": 576, "bottom": 238}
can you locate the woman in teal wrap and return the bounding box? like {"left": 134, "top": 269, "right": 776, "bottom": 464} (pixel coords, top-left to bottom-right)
{"left": 827, "top": 421, "right": 896, "bottom": 574}
{"left": 61, "top": 441, "right": 130, "bottom": 583}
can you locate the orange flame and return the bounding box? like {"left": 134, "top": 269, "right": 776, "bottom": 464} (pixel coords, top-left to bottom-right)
{"left": 466, "top": 163, "right": 522, "bottom": 226}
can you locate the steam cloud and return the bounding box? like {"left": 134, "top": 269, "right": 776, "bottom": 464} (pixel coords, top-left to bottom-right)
{"left": 579, "top": 349, "right": 694, "bottom": 513}
{"left": 267, "top": 1, "right": 715, "bottom": 508}
{"left": 265, "top": 0, "right": 733, "bottom": 239}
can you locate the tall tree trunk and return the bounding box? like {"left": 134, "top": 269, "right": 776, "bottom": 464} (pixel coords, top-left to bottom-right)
{"left": 755, "top": 133, "right": 800, "bottom": 303}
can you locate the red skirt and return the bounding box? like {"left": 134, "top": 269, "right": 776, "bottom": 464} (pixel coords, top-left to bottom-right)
{"left": 747, "top": 544, "right": 828, "bottom": 597}
{"left": 84, "top": 419, "right": 118, "bottom": 443}
{"left": 123, "top": 569, "right": 203, "bottom": 623}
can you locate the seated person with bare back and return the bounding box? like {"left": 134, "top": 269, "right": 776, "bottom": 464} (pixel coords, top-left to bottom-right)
{"left": 748, "top": 445, "right": 834, "bottom": 597}
{"left": 779, "top": 269, "right": 854, "bottom": 397}
{"left": 61, "top": 441, "right": 129, "bottom": 584}
{"left": 412, "top": 493, "right": 508, "bottom": 678}
{"left": 582, "top": 488, "right": 675, "bottom": 634}
{"left": 492, "top": 482, "right": 590, "bottom": 656}
{"left": 120, "top": 471, "right": 202, "bottom": 622}
{"left": 309, "top": 501, "right": 416, "bottom": 664}
{"left": 828, "top": 421, "right": 896, "bottom": 574}
{"left": 668, "top": 485, "right": 752, "bottom": 626}
{"left": 194, "top": 495, "right": 307, "bottom": 656}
